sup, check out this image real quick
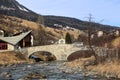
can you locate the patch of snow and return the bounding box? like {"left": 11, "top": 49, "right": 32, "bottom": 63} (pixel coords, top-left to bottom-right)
{"left": 17, "top": 5, "right": 29, "bottom": 12}
{"left": 0, "top": 5, "right": 15, "bottom": 10}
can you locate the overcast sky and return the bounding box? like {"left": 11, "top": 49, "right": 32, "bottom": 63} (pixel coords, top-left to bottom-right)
{"left": 17, "top": 0, "right": 120, "bottom": 27}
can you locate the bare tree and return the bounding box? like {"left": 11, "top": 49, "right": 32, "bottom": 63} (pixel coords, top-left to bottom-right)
{"left": 87, "top": 14, "right": 98, "bottom": 64}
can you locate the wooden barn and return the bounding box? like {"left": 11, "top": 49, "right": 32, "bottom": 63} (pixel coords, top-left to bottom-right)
{"left": 0, "top": 30, "right": 33, "bottom": 50}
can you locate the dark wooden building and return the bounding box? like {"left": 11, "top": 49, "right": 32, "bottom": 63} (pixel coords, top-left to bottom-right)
{"left": 0, "top": 30, "right": 33, "bottom": 50}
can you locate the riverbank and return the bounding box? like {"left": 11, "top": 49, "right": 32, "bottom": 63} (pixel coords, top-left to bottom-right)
{"left": 87, "top": 60, "right": 120, "bottom": 79}
{"left": 65, "top": 57, "right": 120, "bottom": 79}
{"left": 0, "top": 51, "right": 29, "bottom": 65}
{"left": 0, "top": 61, "right": 108, "bottom": 80}
{"left": 0, "top": 51, "right": 119, "bottom": 79}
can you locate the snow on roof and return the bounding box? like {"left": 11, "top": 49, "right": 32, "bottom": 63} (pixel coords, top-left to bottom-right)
{"left": 0, "top": 30, "right": 32, "bottom": 45}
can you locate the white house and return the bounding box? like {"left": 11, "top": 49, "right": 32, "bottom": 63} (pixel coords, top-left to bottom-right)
{"left": 97, "top": 31, "right": 104, "bottom": 37}
{"left": 0, "top": 30, "right": 4, "bottom": 37}
{"left": 55, "top": 39, "right": 66, "bottom": 44}
{"left": 115, "top": 30, "right": 120, "bottom": 36}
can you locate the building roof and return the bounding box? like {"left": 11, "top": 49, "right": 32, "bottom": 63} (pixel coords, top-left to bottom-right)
{"left": 0, "top": 30, "right": 32, "bottom": 45}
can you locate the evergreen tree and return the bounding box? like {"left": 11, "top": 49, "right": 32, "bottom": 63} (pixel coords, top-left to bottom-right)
{"left": 65, "top": 32, "right": 72, "bottom": 44}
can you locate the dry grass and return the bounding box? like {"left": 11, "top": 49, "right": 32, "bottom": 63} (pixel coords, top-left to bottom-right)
{"left": 112, "top": 37, "right": 120, "bottom": 48}
{"left": 0, "top": 15, "right": 83, "bottom": 44}
{"left": 87, "top": 60, "right": 120, "bottom": 76}
{"left": 66, "top": 57, "right": 120, "bottom": 79}
{"left": 21, "top": 19, "right": 39, "bottom": 30}
{"left": 10, "top": 15, "right": 81, "bottom": 40}
{"left": 0, "top": 15, "right": 82, "bottom": 42}
{"left": 66, "top": 56, "right": 120, "bottom": 77}
{"left": 0, "top": 51, "right": 28, "bottom": 65}
{"left": 65, "top": 56, "right": 95, "bottom": 68}
{"left": 45, "top": 27, "right": 80, "bottom": 40}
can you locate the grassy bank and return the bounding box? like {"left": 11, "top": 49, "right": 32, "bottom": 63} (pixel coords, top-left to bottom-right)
{"left": 65, "top": 56, "right": 95, "bottom": 68}
{"left": 87, "top": 60, "right": 120, "bottom": 78}
{"left": 0, "top": 51, "right": 29, "bottom": 65}
{"left": 65, "top": 57, "right": 120, "bottom": 79}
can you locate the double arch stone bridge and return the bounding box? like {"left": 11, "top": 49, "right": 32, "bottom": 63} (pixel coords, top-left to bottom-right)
{"left": 20, "top": 44, "right": 88, "bottom": 60}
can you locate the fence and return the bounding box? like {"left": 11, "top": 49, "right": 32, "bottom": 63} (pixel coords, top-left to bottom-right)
{"left": 94, "top": 47, "right": 119, "bottom": 63}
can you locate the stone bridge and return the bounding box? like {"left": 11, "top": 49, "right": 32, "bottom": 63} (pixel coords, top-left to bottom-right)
{"left": 20, "top": 44, "right": 88, "bottom": 60}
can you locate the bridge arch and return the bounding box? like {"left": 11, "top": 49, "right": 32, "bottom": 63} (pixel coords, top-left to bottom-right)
{"left": 67, "top": 50, "right": 93, "bottom": 61}
{"left": 29, "top": 51, "right": 56, "bottom": 61}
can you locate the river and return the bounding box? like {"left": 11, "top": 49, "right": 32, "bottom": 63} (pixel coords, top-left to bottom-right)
{"left": 0, "top": 61, "right": 108, "bottom": 80}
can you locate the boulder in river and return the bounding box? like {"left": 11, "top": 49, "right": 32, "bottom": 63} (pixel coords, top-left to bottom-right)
{"left": 25, "top": 72, "right": 46, "bottom": 79}
{"left": 0, "top": 72, "right": 12, "bottom": 78}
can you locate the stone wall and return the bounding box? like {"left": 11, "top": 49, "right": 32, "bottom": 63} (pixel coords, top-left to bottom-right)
{"left": 20, "top": 44, "right": 88, "bottom": 60}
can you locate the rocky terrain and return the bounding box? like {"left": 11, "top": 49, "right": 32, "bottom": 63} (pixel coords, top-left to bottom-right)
{"left": 0, "top": 61, "right": 108, "bottom": 80}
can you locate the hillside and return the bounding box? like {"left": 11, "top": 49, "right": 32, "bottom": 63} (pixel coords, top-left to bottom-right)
{"left": 0, "top": 0, "right": 44, "bottom": 23}
{"left": 0, "top": 0, "right": 118, "bottom": 46}
{"left": 44, "top": 15, "right": 118, "bottom": 31}
{"left": 0, "top": 0, "right": 118, "bottom": 32}
{"left": 0, "top": 14, "right": 82, "bottom": 45}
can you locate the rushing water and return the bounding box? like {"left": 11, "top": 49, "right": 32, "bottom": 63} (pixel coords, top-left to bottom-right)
{"left": 0, "top": 61, "right": 107, "bottom": 80}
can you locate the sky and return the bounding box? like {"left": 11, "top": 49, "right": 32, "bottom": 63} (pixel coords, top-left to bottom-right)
{"left": 17, "top": 0, "right": 120, "bottom": 27}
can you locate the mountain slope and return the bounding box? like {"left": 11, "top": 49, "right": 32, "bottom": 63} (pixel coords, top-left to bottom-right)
{"left": 0, "top": 0, "right": 43, "bottom": 23}
{"left": 0, "top": 0, "right": 118, "bottom": 31}
{"left": 0, "top": 15, "right": 81, "bottom": 45}
{"left": 44, "top": 16, "right": 119, "bottom": 31}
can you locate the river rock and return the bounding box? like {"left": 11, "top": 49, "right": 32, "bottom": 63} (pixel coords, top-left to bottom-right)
{"left": 7, "top": 64, "right": 14, "bottom": 67}
{"left": 118, "top": 74, "right": 120, "bottom": 78}
{"left": 18, "top": 78, "right": 24, "bottom": 80}
{"left": 11, "top": 67, "right": 16, "bottom": 70}
{"left": 22, "top": 67, "right": 27, "bottom": 71}
{"left": 25, "top": 72, "right": 46, "bottom": 79}
{"left": 105, "top": 73, "right": 117, "bottom": 79}
{"left": 27, "top": 65, "right": 32, "bottom": 68}
{"left": 85, "top": 72, "right": 100, "bottom": 78}
{"left": 0, "top": 72, "right": 12, "bottom": 78}
{"left": 64, "top": 68, "right": 74, "bottom": 74}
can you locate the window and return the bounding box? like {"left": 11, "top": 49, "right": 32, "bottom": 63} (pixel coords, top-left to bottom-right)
{"left": 0, "top": 43, "right": 7, "bottom": 50}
